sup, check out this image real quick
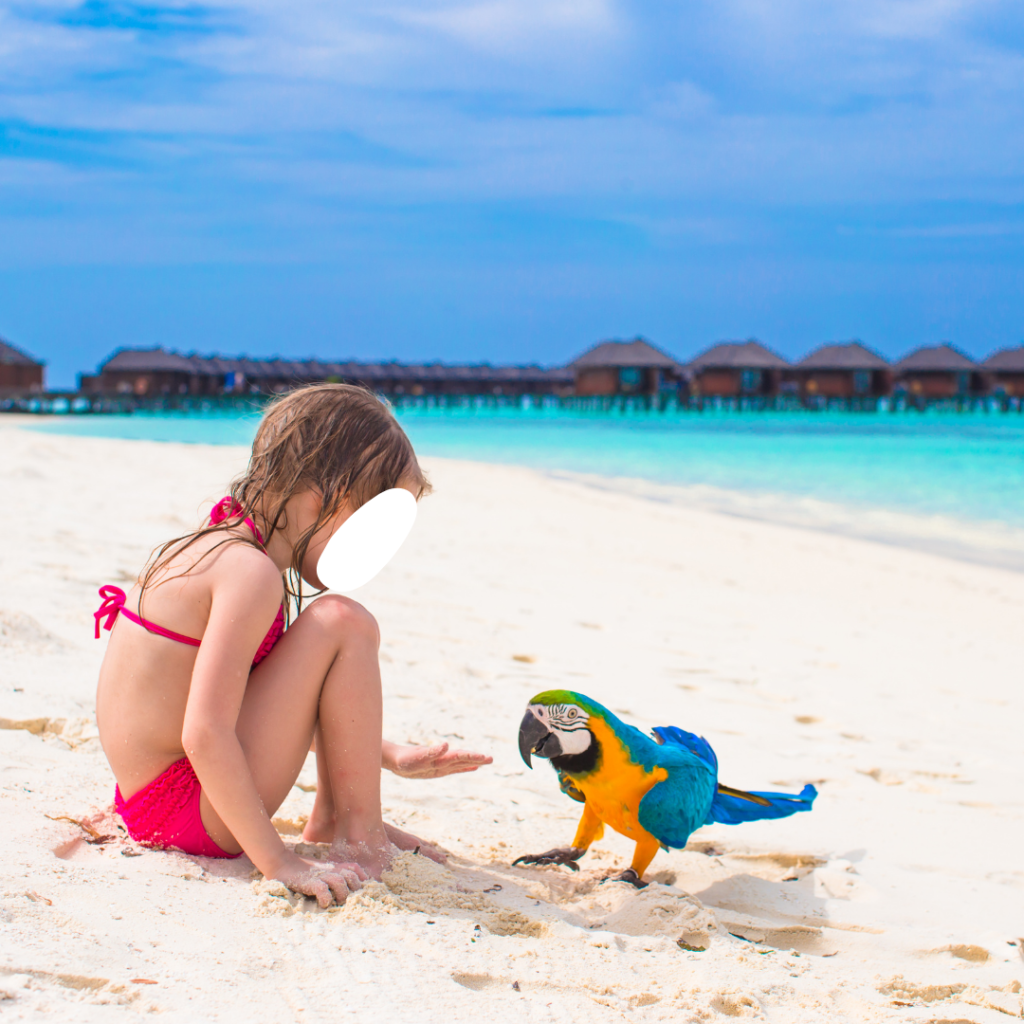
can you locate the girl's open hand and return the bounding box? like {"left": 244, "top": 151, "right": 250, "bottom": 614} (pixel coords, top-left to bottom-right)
{"left": 383, "top": 741, "right": 492, "bottom": 779}
{"left": 273, "top": 854, "right": 367, "bottom": 908}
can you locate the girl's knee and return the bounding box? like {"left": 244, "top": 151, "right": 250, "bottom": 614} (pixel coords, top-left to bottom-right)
{"left": 305, "top": 594, "right": 379, "bottom": 645}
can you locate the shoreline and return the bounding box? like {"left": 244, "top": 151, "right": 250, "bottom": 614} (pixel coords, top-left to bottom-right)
{"left": 547, "top": 468, "right": 1024, "bottom": 575}
{"left": 9, "top": 416, "right": 1023, "bottom": 575}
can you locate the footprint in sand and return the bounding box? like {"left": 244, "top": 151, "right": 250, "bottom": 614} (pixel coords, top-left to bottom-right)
{"left": 0, "top": 611, "right": 73, "bottom": 654}
{"left": 925, "top": 944, "right": 990, "bottom": 963}
{"left": 451, "top": 970, "right": 662, "bottom": 1011}
{"left": 709, "top": 991, "right": 762, "bottom": 1017}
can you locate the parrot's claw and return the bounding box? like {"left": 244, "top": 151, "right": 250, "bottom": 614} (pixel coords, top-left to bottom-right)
{"left": 512, "top": 847, "right": 585, "bottom": 871}
{"left": 602, "top": 868, "right": 648, "bottom": 889}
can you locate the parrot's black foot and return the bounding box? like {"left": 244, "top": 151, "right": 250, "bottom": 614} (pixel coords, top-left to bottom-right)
{"left": 602, "top": 868, "right": 648, "bottom": 889}
{"left": 512, "top": 847, "right": 585, "bottom": 872}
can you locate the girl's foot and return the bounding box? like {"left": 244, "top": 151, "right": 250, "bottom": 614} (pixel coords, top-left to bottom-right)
{"left": 301, "top": 793, "right": 335, "bottom": 845}
{"left": 302, "top": 809, "right": 445, "bottom": 865}
{"left": 330, "top": 828, "right": 393, "bottom": 881}
{"left": 384, "top": 821, "right": 446, "bottom": 864}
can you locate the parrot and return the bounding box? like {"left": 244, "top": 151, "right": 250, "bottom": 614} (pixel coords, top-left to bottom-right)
{"left": 513, "top": 690, "right": 817, "bottom": 887}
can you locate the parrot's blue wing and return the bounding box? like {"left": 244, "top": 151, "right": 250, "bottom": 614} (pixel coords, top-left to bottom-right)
{"left": 644, "top": 723, "right": 815, "bottom": 840}
{"left": 651, "top": 725, "right": 718, "bottom": 773}
{"left": 637, "top": 757, "right": 718, "bottom": 849}
{"left": 707, "top": 783, "right": 817, "bottom": 825}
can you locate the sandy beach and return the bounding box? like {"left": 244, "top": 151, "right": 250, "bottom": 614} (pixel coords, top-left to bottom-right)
{"left": 0, "top": 420, "right": 1022, "bottom": 1023}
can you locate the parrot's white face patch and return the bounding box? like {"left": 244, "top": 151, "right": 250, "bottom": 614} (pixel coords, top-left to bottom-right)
{"left": 529, "top": 703, "right": 592, "bottom": 756}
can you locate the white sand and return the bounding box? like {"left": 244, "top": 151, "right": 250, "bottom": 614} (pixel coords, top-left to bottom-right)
{"left": 0, "top": 421, "right": 1021, "bottom": 1023}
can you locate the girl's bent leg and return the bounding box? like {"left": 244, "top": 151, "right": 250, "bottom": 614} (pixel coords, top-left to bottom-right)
{"left": 302, "top": 723, "right": 336, "bottom": 844}
{"left": 198, "top": 595, "right": 390, "bottom": 876}
{"left": 313, "top": 599, "right": 390, "bottom": 873}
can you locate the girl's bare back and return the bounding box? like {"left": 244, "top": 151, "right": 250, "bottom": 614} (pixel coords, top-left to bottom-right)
{"left": 97, "top": 533, "right": 281, "bottom": 799}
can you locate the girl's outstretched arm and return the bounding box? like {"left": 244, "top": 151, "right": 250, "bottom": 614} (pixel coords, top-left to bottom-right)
{"left": 382, "top": 740, "right": 492, "bottom": 779}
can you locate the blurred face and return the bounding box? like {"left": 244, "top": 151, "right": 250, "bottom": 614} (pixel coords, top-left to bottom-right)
{"left": 297, "top": 472, "right": 421, "bottom": 589}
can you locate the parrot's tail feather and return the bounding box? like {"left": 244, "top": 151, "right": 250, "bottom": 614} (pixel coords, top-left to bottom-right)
{"left": 707, "top": 783, "right": 817, "bottom": 826}
{"left": 715, "top": 784, "right": 772, "bottom": 806}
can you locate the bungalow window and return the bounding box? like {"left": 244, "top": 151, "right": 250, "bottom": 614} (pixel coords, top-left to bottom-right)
{"left": 619, "top": 367, "right": 643, "bottom": 392}
{"left": 853, "top": 370, "right": 871, "bottom": 394}
{"left": 955, "top": 372, "right": 969, "bottom": 394}
{"left": 740, "top": 369, "right": 762, "bottom": 393}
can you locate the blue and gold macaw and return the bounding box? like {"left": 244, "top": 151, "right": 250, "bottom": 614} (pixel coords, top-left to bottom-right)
{"left": 514, "top": 690, "right": 816, "bottom": 886}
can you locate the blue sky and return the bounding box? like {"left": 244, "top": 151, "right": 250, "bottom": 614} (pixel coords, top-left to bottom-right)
{"left": 2, "top": 1, "right": 1023, "bottom": 386}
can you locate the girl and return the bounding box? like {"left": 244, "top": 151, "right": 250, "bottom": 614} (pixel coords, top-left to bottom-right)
{"left": 94, "top": 384, "right": 491, "bottom": 907}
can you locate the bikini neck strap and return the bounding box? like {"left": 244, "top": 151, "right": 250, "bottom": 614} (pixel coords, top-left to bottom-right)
{"left": 209, "top": 496, "right": 266, "bottom": 547}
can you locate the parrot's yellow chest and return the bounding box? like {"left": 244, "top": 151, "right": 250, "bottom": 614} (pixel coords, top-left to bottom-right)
{"left": 574, "top": 719, "right": 667, "bottom": 840}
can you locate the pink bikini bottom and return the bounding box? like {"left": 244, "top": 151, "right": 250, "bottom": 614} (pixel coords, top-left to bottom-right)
{"left": 115, "top": 758, "right": 241, "bottom": 859}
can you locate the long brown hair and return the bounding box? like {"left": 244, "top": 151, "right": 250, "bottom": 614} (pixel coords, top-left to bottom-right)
{"left": 140, "top": 384, "right": 430, "bottom": 618}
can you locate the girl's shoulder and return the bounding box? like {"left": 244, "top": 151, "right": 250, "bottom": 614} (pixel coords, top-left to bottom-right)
{"left": 207, "top": 543, "right": 284, "bottom": 616}
{"left": 158, "top": 528, "right": 283, "bottom": 597}
{"left": 196, "top": 537, "right": 285, "bottom": 622}
{"left": 206, "top": 532, "right": 283, "bottom": 584}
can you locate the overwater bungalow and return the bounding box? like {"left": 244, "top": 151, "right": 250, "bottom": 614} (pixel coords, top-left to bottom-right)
{"left": 81, "top": 347, "right": 201, "bottom": 397}
{"left": 790, "top": 341, "right": 891, "bottom": 400}
{"left": 80, "top": 347, "right": 573, "bottom": 399}
{"left": 981, "top": 346, "right": 1024, "bottom": 399}
{"left": 893, "top": 344, "right": 981, "bottom": 400}
{"left": 687, "top": 340, "right": 789, "bottom": 398}
{"left": 569, "top": 338, "right": 682, "bottom": 397}
{"left": 0, "top": 336, "right": 45, "bottom": 393}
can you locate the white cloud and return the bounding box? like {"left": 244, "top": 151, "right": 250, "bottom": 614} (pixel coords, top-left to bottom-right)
{"left": 2, "top": 0, "right": 1024, "bottom": 265}
{"left": 648, "top": 81, "right": 716, "bottom": 121}
{"left": 395, "top": 0, "right": 618, "bottom": 53}
{"left": 858, "top": 0, "right": 973, "bottom": 41}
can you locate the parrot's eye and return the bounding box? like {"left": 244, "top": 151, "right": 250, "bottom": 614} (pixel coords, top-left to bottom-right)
{"left": 568, "top": 709, "right": 577, "bottom": 718}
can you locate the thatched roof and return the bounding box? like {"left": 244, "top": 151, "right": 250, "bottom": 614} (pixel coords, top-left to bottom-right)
{"left": 688, "top": 340, "right": 789, "bottom": 370}
{"left": 101, "top": 347, "right": 197, "bottom": 373}
{"left": 981, "top": 346, "right": 1024, "bottom": 372}
{"left": 894, "top": 344, "right": 976, "bottom": 372}
{"left": 570, "top": 338, "right": 679, "bottom": 370}
{"left": 796, "top": 341, "right": 889, "bottom": 370}
{"left": 0, "top": 336, "right": 44, "bottom": 367}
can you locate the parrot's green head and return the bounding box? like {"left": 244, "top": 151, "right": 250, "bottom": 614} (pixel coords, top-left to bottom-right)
{"left": 518, "top": 690, "right": 604, "bottom": 770}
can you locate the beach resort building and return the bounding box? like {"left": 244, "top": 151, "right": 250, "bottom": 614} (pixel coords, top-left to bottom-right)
{"left": 981, "top": 346, "right": 1024, "bottom": 399}
{"left": 568, "top": 338, "right": 682, "bottom": 397}
{"left": 893, "top": 344, "right": 981, "bottom": 400}
{"left": 80, "top": 347, "right": 573, "bottom": 399}
{"left": 0, "top": 337, "right": 45, "bottom": 394}
{"left": 81, "top": 347, "right": 199, "bottom": 397}
{"left": 28, "top": 338, "right": 1024, "bottom": 413}
{"left": 790, "top": 341, "right": 891, "bottom": 401}
{"left": 686, "top": 340, "right": 789, "bottom": 398}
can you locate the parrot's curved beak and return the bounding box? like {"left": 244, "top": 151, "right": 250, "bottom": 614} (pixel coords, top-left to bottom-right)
{"left": 518, "top": 709, "right": 561, "bottom": 767}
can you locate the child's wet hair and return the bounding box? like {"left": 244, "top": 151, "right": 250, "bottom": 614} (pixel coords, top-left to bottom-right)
{"left": 141, "top": 384, "right": 429, "bottom": 616}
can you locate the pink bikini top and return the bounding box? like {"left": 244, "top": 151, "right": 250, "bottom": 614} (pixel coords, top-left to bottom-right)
{"left": 94, "top": 497, "right": 285, "bottom": 667}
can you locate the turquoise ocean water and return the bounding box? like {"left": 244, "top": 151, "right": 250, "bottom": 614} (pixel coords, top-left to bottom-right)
{"left": 29, "top": 407, "right": 1024, "bottom": 535}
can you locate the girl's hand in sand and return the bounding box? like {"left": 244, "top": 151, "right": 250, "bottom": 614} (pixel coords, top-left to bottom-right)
{"left": 382, "top": 741, "right": 492, "bottom": 779}
{"left": 273, "top": 854, "right": 367, "bottom": 909}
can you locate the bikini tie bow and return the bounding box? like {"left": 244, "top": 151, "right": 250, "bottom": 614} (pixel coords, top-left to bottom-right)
{"left": 94, "top": 585, "right": 127, "bottom": 639}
